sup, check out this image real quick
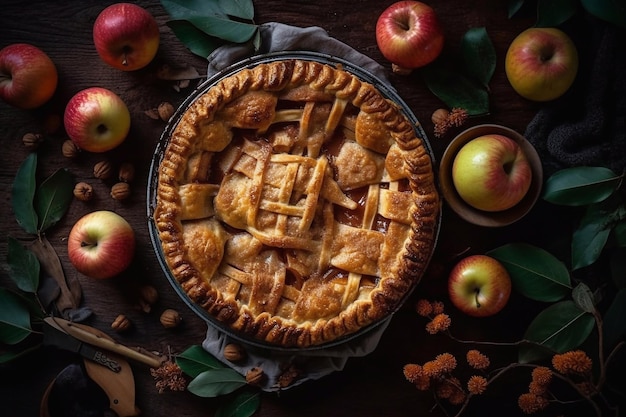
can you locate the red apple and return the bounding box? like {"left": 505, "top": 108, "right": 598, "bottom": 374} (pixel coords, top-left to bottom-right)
{"left": 67, "top": 210, "right": 135, "bottom": 279}
{"left": 0, "top": 43, "right": 58, "bottom": 109}
{"left": 93, "top": 3, "right": 160, "bottom": 71}
{"left": 64, "top": 87, "right": 131, "bottom": 153}
{"left": 505, "top": 27, "right": 578, "bottom": 102}
{"left": 375, "top": 1, "right": 444, "bottom": 73}
{"left": 448, "top": 255, "right": 512, "bottom": 317}
{"left": 452, "top": 134, "right": 532, "bottom": 212}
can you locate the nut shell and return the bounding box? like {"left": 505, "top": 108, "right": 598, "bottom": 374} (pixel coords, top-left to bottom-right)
{"left": 62, "top": 140, "right": 79, "bottom": 158}
{"left": 94, "top": 160, "right": 113, "bottom": 179}
{"left": 73, "top": 182, "right": 94, "bottom": 201}
{"left": 118, "top": 162, "right": 135, "bottom": 183}
{"left": 245, "top": 367, "right": 265, "bottom": 386}
{"left": 223, "top": 343, "right": 246, "bottom": 363}
{"left": 111, "top": 314, "right": 131, "bottom": 332}
{"left": 110, "top": 182, "right": 131, "bottom": 201}
{"left": 160, "top": 309, "right": 182, "bottom": 328}
{"left": 23, "top": 133, "right": 44, "bottom": 151}
{"left": 158, "top": 102, "right": 175, "bottom": 122}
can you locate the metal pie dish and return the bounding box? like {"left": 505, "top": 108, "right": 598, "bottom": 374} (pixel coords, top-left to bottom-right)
{"left": 147, "top": 51, "right": 440, "bottom": 352}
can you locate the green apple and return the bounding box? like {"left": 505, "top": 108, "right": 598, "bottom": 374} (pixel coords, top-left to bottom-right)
{"left": 452, "top": 134, "right": 532, "bottom": 212}
{"left": 448, "top": 254, "right": 512, "bottom": 317}
{"left": 505, "top": 27, "right": 578, "bottom": 102}
{"left": 63, "top": 87, "right": 130, "bottom": 153}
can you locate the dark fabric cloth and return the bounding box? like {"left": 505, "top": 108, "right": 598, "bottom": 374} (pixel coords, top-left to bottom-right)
{"left": 524, "top": 15, "right": 626, "bottom": 177}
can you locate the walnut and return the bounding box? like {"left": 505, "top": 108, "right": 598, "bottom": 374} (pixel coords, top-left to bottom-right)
{"left": 160, "top": 309, "right": 182, "bottom": 328}
{"left": 62, "top": 140, "right": 80, "bottom": 158}
{"left": 110, "top": 182, "right": 130, "bottom": 200}
{"left": 93, "top": 160, "right": 113, "bottom": 180}
{"left": 138, "top": 285, "right": 159, "bottom": 313}
{"left": 118, "top": 162, "right": 135, "bottom": 183}
{"left": 245, "top": 367, "right": 265, "bottom": 386}
{"left": 223, "top": 343, "right": 246, "bottom": 363}
{"left": 22, "top": 133, "right": 44, "bottom": 151}
{"left": 111, "top": 314, "right": 131, "bottom": 332}
{"left": 158, "top": 102, "right": 175, "bottom": 122}
{"left": 73, "top": 182, "right": 94, "bottom": 201}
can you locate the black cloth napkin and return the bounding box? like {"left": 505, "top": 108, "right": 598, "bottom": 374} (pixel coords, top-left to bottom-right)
{"left": 524, "top": 16, "right": 626, "bottom": 177}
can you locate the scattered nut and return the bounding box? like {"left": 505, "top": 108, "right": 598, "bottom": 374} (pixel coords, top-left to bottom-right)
{"left": 73, "top": 182, "right": 94, "bottom": 201}
{"left": 62, "top": 140, "right": 80, "bottom": 158}
{"left": 160, "top": 309, "right": 182, "bottom": 328}
{"left": 157, "top": 102, "right": 175, "bottom": 122}
{"left": 22, "top": 133, "right": 44, "bottom": 151}
{"left": 245, "top": 367, "right": 265, "bottom": 386}
{"left": 138, "top": 284, "right": 159, "bottom": 313}
{"left": 93, "top": 160, "right": 113, "bottom": 180}
{"left": 110, "top": 182, "right": 131, "bottom": 201}
{"left": 111, "top": 314, "right": 131, "bottom": 332}
{"left": 118, "top": 162, "right": 135, "bottom": 183}
{"left": 431, "top": 108, "right": 450, "bottom": 126}
{"left": 223, "top": 343, "right": 246, "bottom": 363}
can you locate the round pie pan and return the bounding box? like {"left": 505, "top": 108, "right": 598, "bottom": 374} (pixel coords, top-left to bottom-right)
{"left": 146, "top": 51, "right": 440, "bottom": 352}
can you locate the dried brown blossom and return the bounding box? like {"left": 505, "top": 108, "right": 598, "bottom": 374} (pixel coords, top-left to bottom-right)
{"left": 433, "top": 107, "right": 469, "bottom": 138}
{"left": 431, "top": 300, "right": 445, "bottom": 315}
{"left": 425, "top": 313, "right": 451, "bottom": 334}
{"left": 531, "top": 366, "right": 553, "bottom": 386}
{"left": 518, "top": 392, "right": 549, "bottom": 414}
{"left": 415, "top": 299, "right": 433, "bottom": 317}
{"left": 403, "top": 364, "right": 430, "bottom": 390}
{"left": 552, "top": 350, "right": 592, "bottom": 375}
{"left": 466, "top": 349, "right": 490, "bottom": 370}
{"left": 150, "top": 361, "right": 186, "bottom": 393}
{"left": 467, "top": 375, "right": 488, "bottom": 395}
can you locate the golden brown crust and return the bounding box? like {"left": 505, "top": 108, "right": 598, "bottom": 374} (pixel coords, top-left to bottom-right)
{"left": 154, "top": 59, "right": 439, "bottom": 348}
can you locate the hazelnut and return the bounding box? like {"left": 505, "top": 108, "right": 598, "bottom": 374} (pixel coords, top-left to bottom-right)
{"left": 431, "top": 108, "right": 450, "bottom": 126}
{"left": 62, "top": 140, "right": 80, "bottom": 158}
{"left": 118, "top": 162, "right": 135, "bottom": 183}
{"left": 93, "top": 160, "right": 113, "bottom": 180}
{"left": 110, "top": 182, "right": 131, "bottom": 201}
{"left": 73, "top": 182, "right": 94, "bottom": 201}
{"left": 138, "top": 284, "right": 159, "bottom": 313}
{"left": 160, "top": 309, "right": 182, "bottom": 328}
{"left": 223, "top": 343, "right": 246, "bottom": 363}
{"left": 111, "top": 314, "right": 131, "bottom": 332}
{"left": 157, "top": 102, "right": 175, "bottom": 122}
{"left": 22, "top": 133, "right": 44, "bottom": 151}
{"left": 245, "top": 367, "right": 265, "bottom": 386}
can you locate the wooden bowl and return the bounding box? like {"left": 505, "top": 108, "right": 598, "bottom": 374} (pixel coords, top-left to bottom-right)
{"left": 438, "top": 124, "right": 543, "bottom": 227}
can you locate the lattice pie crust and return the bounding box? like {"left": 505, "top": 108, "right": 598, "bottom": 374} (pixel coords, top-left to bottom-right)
{"left": 154, "top": 59, "right": 439, "bottom": 348}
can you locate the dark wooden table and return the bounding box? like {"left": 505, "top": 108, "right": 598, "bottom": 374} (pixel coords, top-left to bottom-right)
{"left": 0, "top": 1, "right": 613, "bottom": 416}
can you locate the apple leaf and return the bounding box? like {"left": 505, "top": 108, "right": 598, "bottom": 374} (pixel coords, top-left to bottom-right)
{"left": 602, "top": 288, "right": 626, "bottom": 351}
{"left": 217, "top": 0, "right": 255, "bottom": 20}
{"left": 571, "top": 202, "right": 625, "bottom": 270}
{"left": 488, "top": 243, "right": 572, "bottom": 302}
{"left": 35, "top": 168, "right": 73, "bottom": 233}
{"left": 176, "top": 344, "right": 225, "bottom": 378}
{"left": 519, "top": 300, "right": 595, "bottom": 363}
{"left": 11, "top": 153, "right": 38, "bottom": 235}
{"left": 581, "top": 0, "right": 626, "bottom": 29}
{"left": 508, "top": 0, "right": 525, "bottom": 18}
{"left": 0, "top": 288, "right": 32, "bottom": 345}
{"left": 461, "top": 27, "right": 496, "bottom": 89}
{"left": 421, "top": 64, "right": 490, "bottom": 116}
{"left": 167, "top": 20, "right": 223, "bottom": 58}
{"left": 542, "top": 166, "right": 622, "bottom": 206}
{"left": 7, "top": 237, "right": 40, "bottom": 294}
{"left": 535, "top": 0, "right": 578, "bottom": 27}
{"left": 187, "top": 368, "right": 247, "bottom": 397}
{"left": 215, "top": 389, "right": 261, "bottom": 417}
{"left": 571, "top": 282, "right": 596, "bottom": 313}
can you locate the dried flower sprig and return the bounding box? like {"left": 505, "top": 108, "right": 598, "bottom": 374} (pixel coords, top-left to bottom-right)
{"left": 150, "top": 360, "right": 187, "bottom": 394}
{"left": 432, "top": 107, "right": 469, "bottom": 138}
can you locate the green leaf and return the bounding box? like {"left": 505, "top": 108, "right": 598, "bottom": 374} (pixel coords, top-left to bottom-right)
{"left": 161, "top": 0, "right": 227, "bottom": 19}
{"left": 602, "top": 288, "right": 626, "bottom": 351}
{"left": 421, "top": 64, "right": 489, "bottom": 116}
{"left": 35, "top": 168, "right": 73, "bottom": 233}
{"left": 11, "top": 153, "right": 38, "bottom": 234}
{"left": 571, "top": 203, "right": 620, "bottom": 270}
{"left": 218, "top": 0, "right": 255, "bottom": 20}
{"left": 519, "top": 300, "right": 595, "bottom": 363}
{"left": 536, "top": 0, "right": 578, "bottom": 27}
{"left": 187, "top": 368, "right": 246, "bottom": 397}
{"left": 461, "top": 27, "right": 496, "bottom": 89}
{"left": 508, "top": 0, "right": 526, "bottom": 18}
{"left": 581, "top": 0, "right": 626, "bottom": 28}
{"left": 0, "top": 343, "right": 41, "bottom": 364}
{"left": 7, "top": 237, "right": 40, "bottom": 293}
{"left": 186, "top": 16, "right": 257, "bottom": 44}
{"left": 0, "top": 288, "right": 32, "bottom": 345}
{"left": 542, "top": 166, "right": 622, "bottom": 206}
{"left": 572, "top": 282, "right": 596, "bottom": 313}
{"left": 176, "top": 344, "right": 225, "bottom": 378}
{"left": 215, "top": 389, "right": 261, "bottom": 417}
{"left": 167, "top": 20, "right": 222, "bottom": 58}
{"left": 488, "top": 243, "right": 571, "bottom": 302}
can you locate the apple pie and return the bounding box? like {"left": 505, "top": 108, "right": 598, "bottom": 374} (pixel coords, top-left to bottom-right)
{"left": 153, "top": 59, "right": 439, "bottom": 348}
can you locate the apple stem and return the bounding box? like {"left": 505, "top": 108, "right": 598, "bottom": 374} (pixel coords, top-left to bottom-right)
{"left": 122, "top": 46, "right": 131, "bottom": 67}
{"left": 81, "top": 241, "right": 97, "bottom": 248}
{"left": 474, "top": 288, "right": 481, "bottom": 308}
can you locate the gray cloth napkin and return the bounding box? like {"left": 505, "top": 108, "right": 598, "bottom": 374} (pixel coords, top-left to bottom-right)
{"left": 201, "top": 22, "right": 393, "bottom": 391}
